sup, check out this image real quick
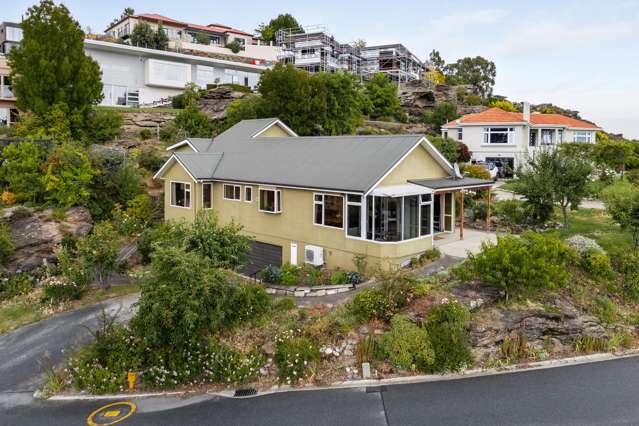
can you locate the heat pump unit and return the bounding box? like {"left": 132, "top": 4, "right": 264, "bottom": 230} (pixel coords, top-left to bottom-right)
{"left": 304, "top": 245, "right": 324, "bottom": 266}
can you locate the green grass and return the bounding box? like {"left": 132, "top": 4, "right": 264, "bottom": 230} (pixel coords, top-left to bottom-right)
{"left": 96, "top": 105, "right": 180, "bottom": 114}
{"left": 0, "top": 283, "right": 140, "bottom": 335}
{"left": 550, "top": 208, "right": 633, "bottom": 258}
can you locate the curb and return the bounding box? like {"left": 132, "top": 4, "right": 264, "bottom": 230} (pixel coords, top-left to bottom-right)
{"left": 46, "top": 349, "right": 639, "bottom": 401}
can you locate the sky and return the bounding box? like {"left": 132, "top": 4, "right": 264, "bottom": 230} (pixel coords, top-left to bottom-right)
{"left": 7, "top": 0, "right": 639, "bottom": 139}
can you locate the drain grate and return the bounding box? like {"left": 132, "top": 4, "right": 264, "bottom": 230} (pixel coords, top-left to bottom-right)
{"left": 234, "top": 388, "right": 258, "bottom": 397}
{"left": 365, "top": 385, "right": 387, "bottom": 393}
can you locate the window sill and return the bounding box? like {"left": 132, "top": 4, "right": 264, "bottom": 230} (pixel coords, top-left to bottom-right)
{"left": 169, "top": 204, "right": 192, "bottom": 209}
{"left": 259, "top": 209, "right": 281, "bottom": 214}
{"left": 313, "top": 222, "right": 344, "bottom": 231}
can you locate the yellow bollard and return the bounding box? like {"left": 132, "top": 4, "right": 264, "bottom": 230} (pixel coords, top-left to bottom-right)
{"left": 127, "top": 372, "right": 136, "bottom": 391}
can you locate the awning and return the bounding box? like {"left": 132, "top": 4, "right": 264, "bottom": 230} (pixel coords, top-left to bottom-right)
{"left": 409, "top": 177, "right": 494, "bottom": 191}
{"left": 369, "top": 183, "right": 433, "bottom": 197}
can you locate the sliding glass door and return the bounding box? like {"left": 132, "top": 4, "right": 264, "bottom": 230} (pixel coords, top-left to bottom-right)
{"left": 365, "top": 194, "right": 432, "bottom": 242}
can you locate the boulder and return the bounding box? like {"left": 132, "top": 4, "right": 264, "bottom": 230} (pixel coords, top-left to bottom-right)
{"left": 2, "top": 206, "right": 93, "bottom": 272}
{"left": 398, "top": 80, "right": 487, "bottom": 122}
{"left": 197, "top": 86, "right": 250, "bottom": 120}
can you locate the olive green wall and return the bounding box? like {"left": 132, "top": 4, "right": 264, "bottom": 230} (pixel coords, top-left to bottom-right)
{"left": 380, "top": 145, "right": 448, "bottom": 186}
{"left": 256, "top": 125, "right": 292, "bottom": 137}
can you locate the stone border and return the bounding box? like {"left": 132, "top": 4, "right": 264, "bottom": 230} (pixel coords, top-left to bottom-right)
{"left": 264, "top": 283, "right": 355, "bottom": 297}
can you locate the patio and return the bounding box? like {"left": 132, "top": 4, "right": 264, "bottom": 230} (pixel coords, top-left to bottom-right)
{"left": 433, "top": 228, "right": 497, "bottom": 258}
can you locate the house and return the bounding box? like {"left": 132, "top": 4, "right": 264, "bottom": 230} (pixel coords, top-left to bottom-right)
{"left": 276, "top": 26, "right": 423, "bottom": 82}
{"left": 0, "top": 22, "right": 22, "bottom": 55}
{"left": 441, "top": 103, "right": 602, "bottom": 175}
{"left": 153, "top": 118, "right": 493, "bottom": 273}
{"left": 0, "top": 55, "right": 17, "bottom": 127}
{"left": 84, "top": 39, "right": 266, "bottom": 107}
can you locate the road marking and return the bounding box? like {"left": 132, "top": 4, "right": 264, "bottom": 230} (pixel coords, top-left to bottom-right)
{"left": 87, "top": 401, "right": 136, "bottom": 425}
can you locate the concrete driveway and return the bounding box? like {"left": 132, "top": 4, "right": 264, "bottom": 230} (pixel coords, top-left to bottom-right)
{"left": 434, "top": 228, "right": 497, "bottom": 258}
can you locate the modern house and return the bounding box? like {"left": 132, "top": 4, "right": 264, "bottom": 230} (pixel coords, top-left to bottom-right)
{"left": 276, "top": 26, "right": 423, "bottom": 82}
{"left": 441, "top": 103, "right": 602, "bottom": 175}
{"left": 84, "top": 39, "right": 266, "bottom": 107}
{"left": 153, "top": 118, "right": 492, "bottom": 272}
{"left": 0, "top": 22, "right": 22, "bottom": 54}
{"left": 0, "top": 55, "right": 17, "bottom": 127}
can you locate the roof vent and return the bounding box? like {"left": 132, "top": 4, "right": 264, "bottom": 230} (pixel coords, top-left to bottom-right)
{"left": 523, "top": 102, "right": 531, "bottom": 122}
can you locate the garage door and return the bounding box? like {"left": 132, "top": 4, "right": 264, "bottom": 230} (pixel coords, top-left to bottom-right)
{"left": 242, "top": 241, "right": 283, "bottom": 277}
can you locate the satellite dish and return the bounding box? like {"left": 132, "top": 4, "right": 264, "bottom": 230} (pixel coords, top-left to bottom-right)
{"left": 453, "top": 163, "right": 463, "bottom": 179}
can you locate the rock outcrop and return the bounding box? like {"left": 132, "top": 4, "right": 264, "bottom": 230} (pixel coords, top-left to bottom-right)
{"left": 2, "top": 206, "right": 93, "bottom": 272}
{"left": 197, "top": 86, "right": 250, "bottom": 120}
{"left": 399, "top": 80, "right": 487, "bottom": 122}
{"left": 120, "top": 111, "right": 177, "bottom": 139}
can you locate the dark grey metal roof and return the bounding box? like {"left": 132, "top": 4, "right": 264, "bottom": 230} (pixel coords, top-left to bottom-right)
{"left": 174, "top": 152, "right": 223, "bottom": 180}
{"left": 410, "top": 177, "right": 494, "bottom": 190}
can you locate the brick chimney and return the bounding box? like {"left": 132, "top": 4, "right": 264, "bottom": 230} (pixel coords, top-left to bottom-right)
{"left": 523, "top": 102, "right": 531, "bottom": 122}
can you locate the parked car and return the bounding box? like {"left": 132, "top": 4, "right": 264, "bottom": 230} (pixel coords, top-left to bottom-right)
{"left": 476, "top": 161, "right": 499, "bottom": 181}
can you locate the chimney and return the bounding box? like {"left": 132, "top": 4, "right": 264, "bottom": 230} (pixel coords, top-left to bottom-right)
{"left": 523, "top": 102, "right": 531, "bottom": 122}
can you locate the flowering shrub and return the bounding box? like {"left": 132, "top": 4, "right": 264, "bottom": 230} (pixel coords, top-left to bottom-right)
{"left": 565, "top": 235, "right": 603, "bottom": 257}
{"left": 0, "top": 272, "right": 33, "bottom": 301}
{"left": 274, "top": 330, "right": 320, "bottom": 384}
{"left": 40, "top": 276, "right": 86, "bottom": 304}
{"left": 1, "top": 191, "right": 16, "bottom": 205}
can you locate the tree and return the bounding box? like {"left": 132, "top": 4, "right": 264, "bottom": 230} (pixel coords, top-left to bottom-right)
{"left": 422, "top": 102, "right": 458, "bottom": 132}
{"left": 429, "top": 49, "right": 446, "bottom": 73}
{"left": 592, "top": 138, "right": 636, "bottom": 180}
{"left": 195, "top": 32, "right": 210, "bottom": 45}
{"left": 429, "top": 135, "right": 460, "bottom": 164}
{"left": 514, "top": 151, "right": 557, "bottom": 224}
{"left": 154, "top": 24, "right": 169, "bottom": 50}
{"left": 130, "top": 22, "right": 156, "bottom": 48}
{"left": 489, "top": 99, "right": 517, "bottom": 112}
{"left": 601, "top": 182, "right": 639, "bottom": 250}
{"left": 314, "top": 72, "right": 366, "bottom": 135}
{"left": 8, "top": 0, "right": 103, "bottom": 139}
{"left": 42, "top": 142, "right": 96, "bottom": 208}
{"left": 363, "top": 73, "right": 401, "bottom": 120}
{"left": 225, "top": 39, "right": 242, "bottom": 54}
{"left": 0, "top": 140, "right": 48, "bottom": 203}
{"left": 444, "top": 56, "right": 496, "bottom": 98}
{"left": 123, "top": 7, "right": 135, "bottom": 17}
{"left": 77, "top": 221, "right": 120, "bottom": 288}
{"left": 256, "top": 13, "right": 302, "bottom": 43}
{"left": 551, "top": 152, "right": 592, "bottom": 227}
{"left": 353, "top": 39, "right": 367, "bottom": 49}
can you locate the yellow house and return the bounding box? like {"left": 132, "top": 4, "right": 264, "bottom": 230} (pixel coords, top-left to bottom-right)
{"left": 154, "top": 118, "right": 493, "bottom": 274}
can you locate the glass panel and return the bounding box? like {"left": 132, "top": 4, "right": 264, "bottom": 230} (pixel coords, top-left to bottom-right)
{"left": 403, "top": 196, "right": 419, "bottom": 240}
{"left": 171, "top": 182, "right": 187, "bottom": 207}
{"left": 347, "top": 204, "right": 361, "bottom": 237}
{"left": 203, "top": 183, "right": 212, "bottom": 208}
{"left": 234, "top": 186, "right": 241, "bottom": 200}
{"left": 489, "top": 131, "right": 509, "bottom": 144}
{"left": 420, "top": 194, "right": 431, "bottom": 203}
{"left": 314, "top": 202, "right": 323, "bottom": 225}
{"left": 276, "top": 190, "right": 281, "bottom": 211}
{"left": 224, "top": 185, "right": 235, "bottom": 199}
{"left": 374, "top": 197, "right": 401, "bottom": 241}
{"left": 347, "top": 194, "right": 362, "bottom": 203}
{"left": 0, "top": 109, "right": 8, "bottom": 127}
{"left": 323, "top": 195, "right": 343, "bottom": 228}
{"left": 366, "top": 196, "right": 374, "bottom": 239}
{"left": 541, "top": 129, "right": 553, "bottom": 145}
{"left": 420, "top": 204, "right": 431, "bottom": 236}
{"left": 245, "top": 187, "right": 252, "bottom": 202}
{"left": 260, "top": 189, "right": 275, "bottom": 212}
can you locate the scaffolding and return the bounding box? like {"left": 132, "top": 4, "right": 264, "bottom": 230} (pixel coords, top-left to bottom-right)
{"left": 276, "top": 26, "right": 422, "bottom": 82}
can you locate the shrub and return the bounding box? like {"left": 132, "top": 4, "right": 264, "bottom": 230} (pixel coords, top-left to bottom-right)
{"left": 1, "top": 191, "right": 16, "bottom": 205}
{"left": 425, "top": 301, "right": 473, "bottom": 373}
{"left": 197, "top": 341, "right": 265, "bottom": 386}
{"left": 346, "top": 271, "right": 363, "bottom": 285}
{"left": 76, "top": 221, "right": 120, "bottom": 289}
{"left": 564, "top": 235, "right": 603, "bottom": 257}
{"left": 225, "top": 282, "right": 271, "bottom": 327}
{"left": 582, "top": 249, "right": 614, "bottom": 280}
{"left": 137, "top": 146, "right": 165, "bottom": 172}
{"left": 458, "top": 232, "right": 578, "bottom": 299}
{"left": 591, "top": 296, "right": 618, "bottom": 324}
{"left": 351, "top": 272, "right": 417, "bottom": 322}
{"left": 87, "top": 109, "right": 123, "bottom": 142}
{"left": 492, "top": 199, "right": 532, "bottom": 225}
{"left": 379, "top": 315, "right": 434, "bottom": 372}
{"left": 274, "top": 297, "right": 295, "bottom": 311}
{"left": 226, "top": 40, "right": 242, "bottom": 54}
{"left": 471, "top": 201, "right": 488, "bottom": 222}
{"left": 56, "top": 245, "right": 93, "bottom": 288}
{"left": 279, "top": 263, "right": 302, "bottom": 286}
{"left": 329, "top": 270, "right": 348, "bottom": 285}
{"left": 274, "top": 333, "right": 320, "bottom": 384}
{"left": 355, "top": 336, "right": 380, "bottom": 365}
{"left": 463, "top": 164, "right": 491, "bottom": 180}
{"left": 352, "top": 254, "right": 368, "bottom": 276}
{"left": 464, "top": 94, "right": 482, "bottom": 106}
{"left": 138, "top": 128, "right": 152, "bottom": 140}
{"left": 300, "top": 265, "right": 329, "bottom": 286}
{"left": 0, "top": 273, "right": 33, "bottom": 300}
{"left": 419, "top": 248, "right": 441, "bottom": 263}
{"left": 40, "top": 276, "right": 86, "bottom": 304}
{"left": 574, "top": 335, "right": 608, "bottom": 354}
{"left": 500, "top": 334, "right": 531, "bottom": 362}
{"left": 0, "top": 224, "right": 15, "bottom": 265}
{"left": 260, "top": 264, "right": 281, "bottom": 284}
{"left": 619, "top": 253, "right": 639, "bottom": 300}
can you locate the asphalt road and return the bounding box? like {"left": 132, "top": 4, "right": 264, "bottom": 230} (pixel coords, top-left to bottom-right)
{"left": 3, "top": 356, "right": 639, "bottom": 426}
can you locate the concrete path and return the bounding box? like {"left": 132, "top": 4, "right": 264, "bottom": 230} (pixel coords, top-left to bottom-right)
{"left": 434, "top": 228, "right": 497, "bottom": 258}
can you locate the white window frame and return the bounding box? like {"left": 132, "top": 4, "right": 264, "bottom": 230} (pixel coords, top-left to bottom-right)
{"left": 483, "top": 127, "right": 514, "bottom": 145}
{"left": 573, "top": 131, "right": 592, "bottom": 143}
{"left": 170, "top": 181, "right": 191, "bottom": 209}
{"left": 202, "top": 182, "right": 213, "bottom": 209}
{"left": 313, "top": 193, "right": 344, "bottom": 230}
{"left": 346, "top": 194, "right": 363, "bottom": 238}
{"left": 419, "top": 193, "right": 433, "bottom": 237}
{"left": 244, "top": 186, "right": 253, "bottom": 203}
{"left": 557, "top": 129, "right": 563, "bottom": 143}
{"left": 223, "top": 184, "right": 242, "bottom": 201}
{"left": 258, "top": 187, "right": 281, "bottom": 214}
{"left": 457, "top": 128, "right": 463, "bottom": 141}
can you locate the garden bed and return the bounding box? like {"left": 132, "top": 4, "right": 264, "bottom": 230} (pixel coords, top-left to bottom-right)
{"left": 264, "top": 283, "right": 355, "bottom": 297}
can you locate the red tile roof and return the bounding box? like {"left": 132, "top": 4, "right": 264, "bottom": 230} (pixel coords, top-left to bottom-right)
{"left": 442, "top": 107, "right": 600, "bottom": 129}
{"left": 106, "top": 13, "right": 253, "bottom": 38}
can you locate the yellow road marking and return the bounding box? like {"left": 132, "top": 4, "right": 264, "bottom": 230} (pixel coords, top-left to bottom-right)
{"left": 87, "top": 401, "right": 136, "bottom": 426}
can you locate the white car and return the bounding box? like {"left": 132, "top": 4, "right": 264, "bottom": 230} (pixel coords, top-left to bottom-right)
{"left": 476, "top": 161, "right": 498, "bottom": 181}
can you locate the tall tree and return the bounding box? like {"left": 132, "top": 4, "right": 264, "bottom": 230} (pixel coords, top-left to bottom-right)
{"left": 123, "top": 7, "right": 135, "bottom": 17}
{"left": 428, "top": 49, "right": 446, "bottom": 73}
{"left": 256, "top": 13, "right": 302, "bottom": 43}
{"left": 129, "top": 21, "right": 156, "bottom": 47}
{"left": 444, "top": 56, "right": 496, "bottom": 98}
{"left": 601, "top": 182, "right": 639, "bottom": 250}
{"left": 363, "top": 73, "right": 401, "bottom": 120}
{"left": 8, "top": 0, "right": 103, "bottom": 139}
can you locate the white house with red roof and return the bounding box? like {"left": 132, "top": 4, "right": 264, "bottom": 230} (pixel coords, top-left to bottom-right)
{"left": 441, "top": 103, "right": 601, "bottom": 175}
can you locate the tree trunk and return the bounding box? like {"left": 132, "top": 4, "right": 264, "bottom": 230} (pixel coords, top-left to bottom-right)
{"left": 561, "top": 204, "right": 569, "bottom": 228}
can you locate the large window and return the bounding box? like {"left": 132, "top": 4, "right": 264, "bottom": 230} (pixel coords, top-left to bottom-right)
{"left": 202, "top": 183, "right": 212, "bottom": 209}
{"left": 146, "top": 59, "right": 190, "bottom": 89}
{"left": 457, "top": 128, "right": 463, "bottom": 141}
{"left": 403, "top": 195, "right": 419, "bottom": 240}
{"left": 259, "top": 188, "right": 281, "bottom": 213}
{"left": 366, "top": 194, "right": 432, "bottom": 242}
{"left": 314, "top": 194, "right": 344, "bottom": 228}
{"left": 541, "top": 129, "right": 554, "bottom": 145}
{"left": 223, "top": 184, "right": 241, "bottom": 201}
{"left": 171, "top": 182, "right": 191, "bottom": 208}
{"left": 195, "top": 65, "right": 216, "bottom": 88}
{"left": 347, "top": 195, "right": 362, "bottom": 237}
{"left": 483, "top": 127, "right": 514, "bottom": 144}
{"left": 573, "top": 131, "right": 592, "bottom": 143}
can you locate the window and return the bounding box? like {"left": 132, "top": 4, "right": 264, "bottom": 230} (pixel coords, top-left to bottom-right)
{"left": 314, "top": 194, "right": 344, "bottom": 228}
{"left": 170, "top": 182, "right": 191, "bottom": 208}
{"left": 195, "top": 65, "right": 216, "bottom": 88}
{"left": 244, "top": 186, "right": 253, "bottom": 203}
{"left": 202, "top": 183, "right": 212, "bottom": 209}
{"left": 347, "top": 195, "right": 362, "bottom": 237}
{"left": 259, "top": 188, "right": 281, "bottom": 213}
{"left": 420, "top": 194, "right": 432, "bottom": 236}
{"left": 557, "top": 130, "right": 563, "bottom": 143}
{"left": 146, "top": 59, "right": 190, "bottom": 89}
{"left": 457, "top": 128, "right": 463, "bottom": 141}
{"left": 223, "top": 184, "right": 241, "bottom": 201}
{"left": 443, "top": 131, "right": 448, "bottom": 139}
{"left": 529, "top": 129, "right": 537, "bottom": 146}
{"left": 403, "top": 195, "right": 419, "bottom": 240}
{"left": 573, "top": 131, "right": 592, "bottom": 143}
{"left": 483, "top": 127, "right": 514, "bottom": 144}
{"left": 541, "top": 129, "right": 554, "bottom": 145}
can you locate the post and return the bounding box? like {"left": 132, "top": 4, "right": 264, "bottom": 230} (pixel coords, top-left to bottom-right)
{"left": 485, "top": 188, "right": 491, "bottom": 231}
{"left": 459, "top": 190, "right": 464, "bottom": 240}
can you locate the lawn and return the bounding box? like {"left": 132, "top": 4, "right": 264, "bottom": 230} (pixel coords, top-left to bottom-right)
{"left": 0, "top": 283, "right": 140, "bottom": 335}
{"left": 551, "top": 208, "right": 633, "bottom": 258}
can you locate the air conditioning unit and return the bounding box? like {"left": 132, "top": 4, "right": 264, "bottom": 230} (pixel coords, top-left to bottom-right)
{"left": 304, "top": 245, "right": 324, "bottom": 266}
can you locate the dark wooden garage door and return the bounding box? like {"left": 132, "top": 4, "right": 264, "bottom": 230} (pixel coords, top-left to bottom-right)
{"left": 242, "top": 241, "right": 283, "bottom": 277}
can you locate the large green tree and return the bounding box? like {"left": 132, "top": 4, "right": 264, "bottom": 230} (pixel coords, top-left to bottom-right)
{"left": 8, "top": 0, "right": 103, "bottom": 139}
{"left": 256, "top": 13, "right": 302, "bottom": 43}
{"left": 445, "top": 56, "right": 496, "bottom": 98}
{"left": 363, "top": 73, "right": 401, "bottom": 120}
{"left": 601, "top": 182, "right": 639, "bottom": 250}
{"left": 592, "top": 138, "right": 637, "bottom": 180}
{"left": 422, "top": 102, "right": 459, "bottom": 132}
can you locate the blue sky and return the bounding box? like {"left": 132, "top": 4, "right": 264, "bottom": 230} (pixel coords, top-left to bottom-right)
{"left": 7, "top": 0, "right": 639, "bottom": 139}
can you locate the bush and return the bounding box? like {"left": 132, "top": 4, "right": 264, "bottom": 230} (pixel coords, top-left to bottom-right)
{"left": 379, "top": 315, "right": 434, "bottom": 372}
{"left": 0, "top": 273, "right": 33, "bottom": 300}
{"left": 425, "top": 301, "right": 473, "bottom": 373}
{"left": 0, "top": 224, "right": 15, "bottom": 266}
{"left": 225, "top": 282, "right": 271, "bottom": 327}
{"left": 274, "top": 297, "right": 295, "bottom": 311}
{"left": 463, "top": 164, "right": 491, "bottom": 180}
{"left": 564, "top": 235, "right": 603, "bottom": 257}
{"left": 471, "top": 201, "right": 488, "bottom": 222}
{"left": 464, "top": 94, "right": 482, "bottom": 106}
{"left": 346, "top": 271, "right": 363, "bottom": 285}
{"left": 202, "top": 341, "right": 266, "bottom": 385}
{"left": 87, "top": 109, "right": 123, "bottom": 142}
{"left": 279, "top": 263, "right": 302, "bottom": 286}
{"left": 300, "top": 265, "right": 329, "bottom": 286}
{"left": 355, "top": 335, "right": 380, "bottom": 365}
{"left": 260, "top": 264, "right": 281, "bottom": 284}
{"left": 419, "top": 248, "right": 441, "bottom": 263}
{"left": 491, "top": 199, "right": 533, "bottom": 225}
{"left": 591, "top": 296, "right": 618, "bottom": 324}
{"left": 619, "top": 253, "right": 639, "bottom": 300}
{"left": 138, "top": 129, "right": 152, "bottom": 140}
{"left": 137, "top": 146, "right": 165, "bottom": 172}
{"left": 40, "top": 276, "right": 86, "bottom": 304}
{"left": 329, "top": 270, "right": 348, "bottom": 285}
{"left": 582, "top": 249, "right": 614, "bottom": 280}
{"left": 350, "top": 273, "right": 416, "bottom": 322}
{"left": 274, "top": 333, "right": 320, "bottom": 384}
{"left": 57, "top": 245, "right": 93, "bottom": 288}
{"left": 458, "top": 232, "right": 578, "bottom": 299}
{"left": 226, "top": 40, "right": 242, "bottom": 54}
{"left": 1, "top": 191, "right": 16, "bottom": 205}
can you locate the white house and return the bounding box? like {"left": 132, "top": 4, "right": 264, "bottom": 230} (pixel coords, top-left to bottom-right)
{"left": 441, "top": 103, "right": 601, "bottom": 175}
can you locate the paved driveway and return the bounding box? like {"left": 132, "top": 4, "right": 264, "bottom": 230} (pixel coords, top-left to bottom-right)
{"left": 434, "top": 228, "right": 497, "bottom": 258}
